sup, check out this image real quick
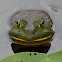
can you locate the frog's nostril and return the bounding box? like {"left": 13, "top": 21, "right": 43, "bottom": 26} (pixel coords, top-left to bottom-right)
{"left": 34, "top": 53, "right": 37, "bottom": 55}
{"left": 42, "top": 22, "right": 44, "bottom": 25}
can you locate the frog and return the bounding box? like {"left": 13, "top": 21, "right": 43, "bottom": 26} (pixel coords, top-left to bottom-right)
{"left": 9, "top": 18, "right": 55, "bottom": 45}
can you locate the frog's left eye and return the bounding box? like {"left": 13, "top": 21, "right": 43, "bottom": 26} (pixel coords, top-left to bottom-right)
{"left": 39, "top": 22, "right": 44, "bottom": 27}
{"left": 18, "top": 24, "right": 22, "bottom": 28}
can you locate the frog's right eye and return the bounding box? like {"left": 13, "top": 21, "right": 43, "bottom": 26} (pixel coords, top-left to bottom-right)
{"left": 15, "top": 21, "right": 22, "bottom": 28}
{"left": 39, "top": 24, "right": 42, "bottom": 27}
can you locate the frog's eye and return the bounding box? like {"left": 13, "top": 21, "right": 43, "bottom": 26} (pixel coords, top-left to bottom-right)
{"left": 39, "top": 24, "right": 42, "bottom": 27}
{"left": 15, "top": 19, "right": 27, "bottom": 28}
{"left": 15, "top": 21, "right": 22, "bottom": 28}
{"left": 18, "top": 24, "right": 22, "bottom": 28}
{"left": 39, "top": 22, "right": 44, "bottom": 28}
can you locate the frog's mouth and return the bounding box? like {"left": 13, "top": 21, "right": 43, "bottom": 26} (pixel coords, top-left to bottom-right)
{"left": 11, "top": 35, "right": 52, "bottom": 42}
{"left": 9, "top": 30, "right": 55, "bottom": 43}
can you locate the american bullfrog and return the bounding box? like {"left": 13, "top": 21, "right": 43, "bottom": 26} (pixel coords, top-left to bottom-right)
{"left": 9, "top": 18, "right": 55, "bottom": 45}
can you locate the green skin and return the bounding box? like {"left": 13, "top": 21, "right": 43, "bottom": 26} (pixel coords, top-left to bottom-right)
{"left": 9, "top": 19, "right": 55, "bottom": 41}
{"left": 0, "top": 50, "right": 62, "bottom": 62}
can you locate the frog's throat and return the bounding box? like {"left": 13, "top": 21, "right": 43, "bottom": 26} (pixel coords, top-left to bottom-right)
{"left": 10, "top": 35, "right": 52, "bottom": 42}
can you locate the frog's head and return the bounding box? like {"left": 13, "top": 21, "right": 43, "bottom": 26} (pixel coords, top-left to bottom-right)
{"left": 9, "top": 19, "right": 55, "bottom": 45}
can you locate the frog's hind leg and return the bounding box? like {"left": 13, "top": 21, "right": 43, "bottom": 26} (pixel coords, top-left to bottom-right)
{"left": 11, "top": 43, "right": 51, "bottom": 53}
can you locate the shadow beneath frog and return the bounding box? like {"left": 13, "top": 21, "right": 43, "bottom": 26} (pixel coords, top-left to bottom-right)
{"left": 11, "top": 43, "right": 51, "bottom": 53}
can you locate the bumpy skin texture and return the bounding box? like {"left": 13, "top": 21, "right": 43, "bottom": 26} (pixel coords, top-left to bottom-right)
{"left": 9, "top": 19, "right": 55, "bottom": 41}
{"left": 0, "top": 50, "right": 62, "bottom": 62}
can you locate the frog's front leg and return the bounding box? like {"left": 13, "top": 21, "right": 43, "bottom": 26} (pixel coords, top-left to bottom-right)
{"left": 11, "top": 43, "right": 51, "bottom": 53}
